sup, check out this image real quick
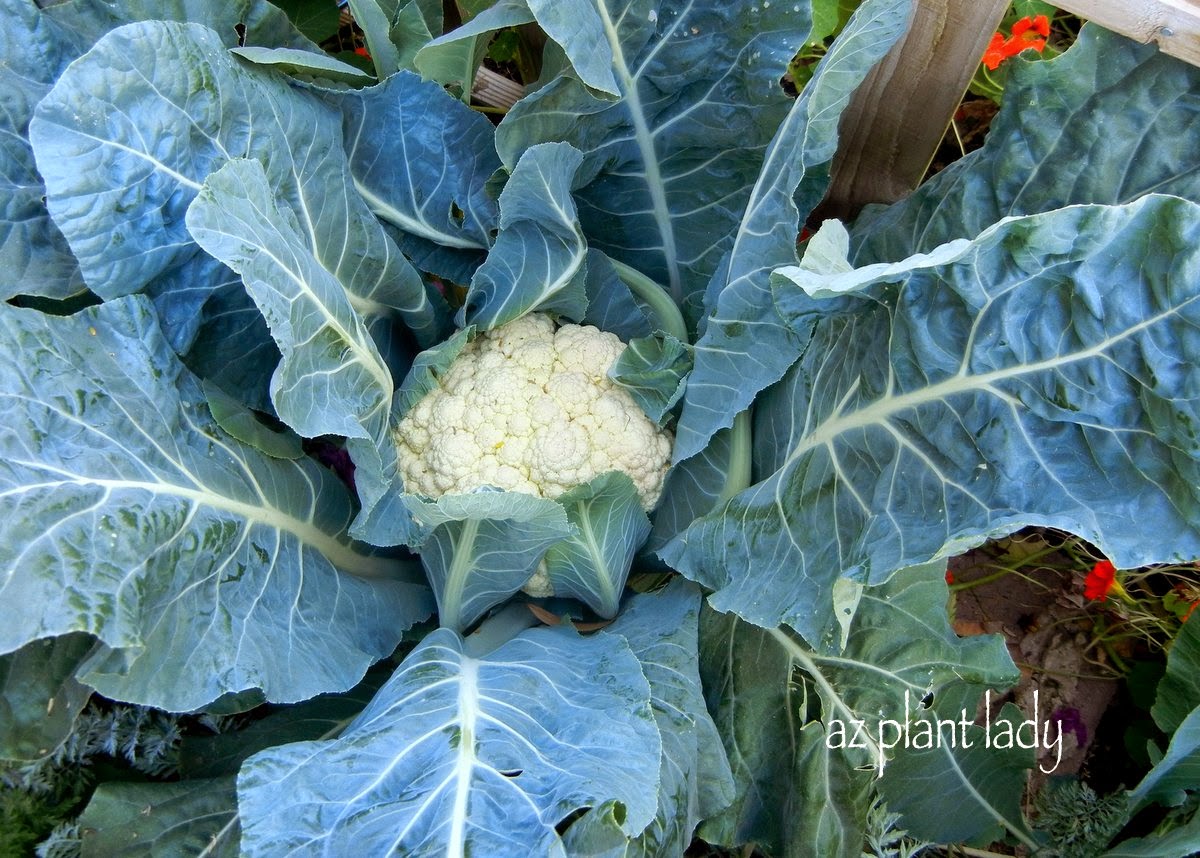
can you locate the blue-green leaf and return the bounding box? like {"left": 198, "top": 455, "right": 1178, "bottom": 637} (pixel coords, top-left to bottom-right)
{"left": 878, "top": 704, "right": 1036, "bottom": 847}
{"left": 30, "top": 21, "right": 441, "bottom": 344}
{"left": 850, "top": 25, "right": 1200, "bottom": 264}
{"left": 187, "top": 159, "right": 395, "bottom": 444}
{"left": 346, "top": 0, "right": 403, "bottom": 77}
{"left": 495, "top": 0, "right": 813, "bottom": 308}
{"left": 231, "top": 45, "right": 376, "bottom": 84}
{"left": 414, "top": 0, "right": 534, "bottom": 96}
{"left": 697, "top": 563, "right": 1017, "bottom": 854}
{"left": 1103, "top": 811, "right": 1200, "bottom": 858}
{"left": 0, "top": 634, "right": 95, "bottom": 762}
{"left": 462, "top": 142, "right": 588, "bottom": 329}
{"left": 0, "top": 0, "right": 84, "bottom": 299}
{"left": 77, "top": 777, "right": 240, "bottom": 857}
{"left": 665, "top": 197, "right": 1200, "bottom": 644}
{"left": 407, "top": 491, "right": 574, "bottom": 632}
{"left": 543, "top": 472, "right": 650, "bottom": 618}
{"left": 609, "top": 334, "right": 691, "bottom": 427}
{"left": 0, "top": 297, "right": 432, "bottom": 711}
{"left": 201, "top": 380, "right": 304, "bottom": 461}
{"left": 0, "top": 0, "right": 315, "bottom": 301}
{"left": 238, "top": 623, "right": 661, "bottom": 855}
{"left": 645, "top": 417, "right": 744, "bottom": 557}
{"left": 1128, "top": 707, "right": 1200, "bottom": 811}
{"left": 338, "top": 71, "right": 501, "bottom": 283}
{"left": 674, "top": 0, "right": 913, "bottom": 461}
{"left": 583, "top": 250, "right": 655, "bottom": 342}
{"left": 178, "top": 277, "right": 279, "bottom": 413}
{"left": 563, "top": 580, "right": 735, "bottom": 856}
{"left": 525, "top": 0, "right": 620, "bottom": 96}
{"left": 1154, "top": 613, "right": 1200, "bottom": 735}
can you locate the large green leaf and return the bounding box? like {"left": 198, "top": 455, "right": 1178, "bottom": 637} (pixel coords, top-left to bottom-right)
{"left": 561, "top": 580, "right": 735, "bottom": 857}
{"left": 338, "top": 71, "right": 501, "bottom": 283}
{"left": 672, "top": 0, "right": 912, "bottom": 460}
{"left": 583, "top": 250, "right": 654, "bottom": 342}
{"left": 850, "top": 25, "right": 1200, "bottom": 264}
{"left": 461, "top": 142, "right": 589, "bottom": 329}
{"left": 346, "top": 0, "right": 404, "bottom": 77}
{"left": 0, "top": 634, "right": 95, "bottom": 762}
{"left": 495, "top": 0, "right": 813, "bottom": 308}
{"left": 0, "top": 0, "right": 316, "bottom": 302}
{"left": 187, "top": 158, "right": 395, "bottom": 444}
{"left": 1128, "top": 707, "right": 1200, "bottom": 812}
{"left": 238, "top": 622, "right": 661, "bottom": 855}
{"left": 0, "top": 297, "right": 432, "bottom": 711}
{"left": 609, "top": 334, "right": 691, "bottom": 428}
{"left": 29, "top": 21, "right": 441, "bottom": 345}
{"left": 405, "top": 491, "right": 574, "bottom": 632}
{"left": 0, "top": 0, "right": 85, "bottom": 298}
{"left": 1154, "top": 613, "right": 1200, "bottom": 734}
{"left": 542, "top": 472, "right": 651, "bottom": 618}
{"left": 878, "top": 704, "right": 1036, "bottom": 847}
{"left": 665, "top": 197, "right": 1200, "bottom": 643}
{"left": 77, "top": 777, "right": 239, "bottom": 857}
{"left": 1103, "top": 811, "right": 1200, "bottom": 858}
{"left": 697, "top": 563, "right": 1017, "bottom": 854}
{"left": 414, "top": 0, "right": 533, "bottom": 98}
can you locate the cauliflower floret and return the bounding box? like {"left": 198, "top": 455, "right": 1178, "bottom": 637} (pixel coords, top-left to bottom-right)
{"left": 393, "top": 313, "right": 673, "bottom": 509}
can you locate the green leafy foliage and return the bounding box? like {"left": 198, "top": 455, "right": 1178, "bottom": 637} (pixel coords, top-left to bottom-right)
{"left": 78, "top": 779, "right": 239, "bottom": 857}
{"left": 4, "top": 2, "right": 1200, "bottom": 855}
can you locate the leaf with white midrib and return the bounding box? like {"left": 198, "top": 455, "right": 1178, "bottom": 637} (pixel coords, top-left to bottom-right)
{"left": 187, "top": 158, "right": 393, "bottom": 444}
{"left": 665, "top": 196, "right": 1200, "bottom": 645}
{"left": 674, "top": 0, "right": 913, "bottom": 461}
{"left": 29, "top": 20, "right": 439, "bottom": 349}
{"left": 0, "top": 297, "right": 431, "bottom": 711}
{"left": 237, "top": 623, "right": 662, "bottom": 856}
{"left": 495, "top": 0, "right": 813, "bottom": 307}
{"left": 461, "top": 142, "right": 588, "bottom": 329}
{"left": 697, "top": 563, "right": 1018, "bottom": 854}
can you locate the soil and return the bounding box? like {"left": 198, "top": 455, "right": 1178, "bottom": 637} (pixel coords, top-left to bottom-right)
{"left": 947, "top": 531, "right": 1123, "bottom": 803}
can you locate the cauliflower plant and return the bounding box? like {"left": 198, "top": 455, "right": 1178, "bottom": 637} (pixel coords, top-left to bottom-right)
{"left": 395, "top": 313, "right": 673, "bottom": 510}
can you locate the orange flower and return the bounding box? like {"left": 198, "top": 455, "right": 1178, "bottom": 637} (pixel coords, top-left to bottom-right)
{"left": 1084, "top": 560, "right": 1118, "bottom": 601}
{"left": 982, "top": 14, "right": 1051, "bottom": 71}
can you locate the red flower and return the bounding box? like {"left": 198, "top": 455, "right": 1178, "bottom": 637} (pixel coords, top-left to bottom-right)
{"left": 1084, "top": 560, "right": 1117, "bottom": 601}
{"left": 945, "top": 569, "right": 955, "bottom": 585}
{"left": 982, "top": 14, "right": 1050, "bottom": 71}
{"left": 355, "top": 45, "right": 372, "bottom": 59}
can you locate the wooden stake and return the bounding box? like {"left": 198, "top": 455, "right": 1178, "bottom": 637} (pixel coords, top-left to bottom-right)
{"left": 1054, "top": 0, "right": 1200, "bottom": 69}
{"left": 814, "top": 0, "right": 1009, "bottom": 221}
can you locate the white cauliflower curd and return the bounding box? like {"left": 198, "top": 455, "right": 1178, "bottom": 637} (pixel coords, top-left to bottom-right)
{"left": 394, "top": 313, "right": 673, "bottom": 510}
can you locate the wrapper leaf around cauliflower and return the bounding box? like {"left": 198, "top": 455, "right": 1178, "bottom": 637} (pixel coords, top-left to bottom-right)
{"left": 394, "top": 313, "right": 674, "bottom": 511}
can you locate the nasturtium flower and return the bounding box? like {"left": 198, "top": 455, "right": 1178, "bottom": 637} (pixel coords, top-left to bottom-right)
{"left": 982, "top": 14, "right": 1051, "bottom": 70}
{"left": 1084, "top": 559, "right": 1120, "bottom": 601}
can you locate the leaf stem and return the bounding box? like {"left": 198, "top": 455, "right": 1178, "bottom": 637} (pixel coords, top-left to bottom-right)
{"left": 718, "top": 409, "right": 753, "bottom": 503}
{"left": 608, "top": 257, "right": 689, "bottom": 344}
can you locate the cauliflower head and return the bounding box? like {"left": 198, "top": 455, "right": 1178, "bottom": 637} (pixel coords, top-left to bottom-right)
{"left": 395, "top": 314, "right": 673, "bottom": 509}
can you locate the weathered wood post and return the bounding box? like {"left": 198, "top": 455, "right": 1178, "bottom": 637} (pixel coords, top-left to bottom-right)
{"left": 817, "top": 0, "right": 1200, "bottom": 222}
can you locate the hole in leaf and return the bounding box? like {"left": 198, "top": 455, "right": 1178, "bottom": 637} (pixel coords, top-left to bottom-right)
{"left": 498, "top": 769, "right": 523, "bottom": 778}
{"left": 449, "top": 201, "right": 465, "bottom": 227}
{"left": 920, "top": 692, "right": 934, "bottom": 709}
{"left": 234, "top": 22, "right": 247, "bottom": 47}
